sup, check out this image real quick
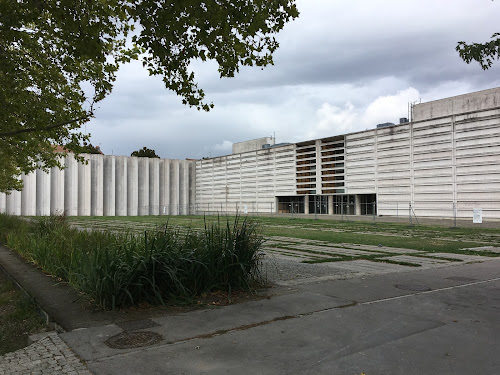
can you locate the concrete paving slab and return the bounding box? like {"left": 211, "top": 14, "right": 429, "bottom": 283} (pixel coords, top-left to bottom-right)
{"left": 321, "top": 259, "right": 413, "bottom": 275}
{"left": 299, "top": 259, "right": 500, "bottom": 303}
{"left": 61, "top": 291, "right": 351, "bottom": 362}
{"left": 426, "top": 253, "right": 490, "bottom": 262}
{"left": 465, "top": 246, "right": 500, "bottom": 253}
{"left": 84, "top": 271, "right": 500, "bottom": 375}
{"left": 340, "top": 243, "right": 423, "bottom": 254}
{"left": 263, "top": 247, "right": 333, "bottom": 260}
{"left": 288, "top": 244, "right": 383, "bottom": 256}
{"left": 387, "top": 255, "right": 452, "bottom": 267}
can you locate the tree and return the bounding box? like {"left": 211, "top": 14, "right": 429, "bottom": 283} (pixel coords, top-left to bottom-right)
{"left": 80, "top": 143, "right": 104, "bottom": 155}
{"left": 0, "top": 0, "right": 299, "bottom": 193}
{"left": 131, "top": 147, "right": 160, "bottom": 158}
{"left": 457, "top": 33, "right": 500, "bottom": 69}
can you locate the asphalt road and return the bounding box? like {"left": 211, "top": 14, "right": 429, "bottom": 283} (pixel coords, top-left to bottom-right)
{"left": 60, "top": 259, "right": 500, "bottom": 375}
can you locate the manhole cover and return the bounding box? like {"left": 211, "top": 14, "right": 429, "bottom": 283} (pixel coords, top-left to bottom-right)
{"left": 105, "top": 331, "right": 163, "bottom": 349}
{"left": 446, "top": 277, "right": 476, "bottom": 282}
{"left": 394, "top": 284, "right": 431, "bottom": 292}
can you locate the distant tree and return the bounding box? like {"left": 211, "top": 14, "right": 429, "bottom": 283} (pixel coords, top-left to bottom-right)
{"left": 80, "top": 143, "right": 103, "bottom": 155}
{"left": 131, "top": 147, "right": 160, "bottom": 158}
{"left": 457, "top": 33, "right": 500, "bottom": 69}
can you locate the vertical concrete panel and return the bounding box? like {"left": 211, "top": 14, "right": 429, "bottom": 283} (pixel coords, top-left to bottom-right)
{"left": 21, "top": 172, "right": 36, "bottom": 216}
{"left": 138, "top": 158, "right": 149, "bottom": 216}
{"left": 6, "top": 190, "right": 21, "bottom": 215}
{"left": 64, "top": 156, "right": 79, "bottom": 216}
{"left": 127, "top": 157, "right": 139, "bottom": 216}
{"left": 78, "top": 155, "right": 91, "bottom": 216}
{"left": 103, "top": 155, "right": 116, "bottom": 216}
{"left": 189, "top": 161, "right": 196, "bottom": 215}
{"left": 178, "top": 161, "right": 185, "bottom": 215}
{"left": 159, "top": 159, "right": 170, "bottom": 216}
{"left": 50, "top": 164, "right": 65, "bottom": 215}
{"left": 169, "top": 160, "right": 180, "bottom": 215}
{"left": 149, "top": 158, "right": 160, "bottom": 215}
{"left": 36, "top": 169, "right": 51, "bottom": 216}
{"left": 90, "top": 154, "right": 104, "bottom": 216}
{"left": 180, "top": 160, "right": 190, "bottom": 215}
{"left": 0, "top": 193, "right": 6, "bottom": 214}
{"left": 115, "top": 156, "right": 128, "bottom": 216}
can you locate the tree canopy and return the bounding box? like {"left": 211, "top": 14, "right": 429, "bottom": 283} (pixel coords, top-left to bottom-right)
{"left": 0, "top": 0, "right": 299, "bottom": 192}
{"left": 131, "top": 147, "right": 160, "bottom": 158}
{"left": 457, "top": 33, "right": 500, "bottom": 70}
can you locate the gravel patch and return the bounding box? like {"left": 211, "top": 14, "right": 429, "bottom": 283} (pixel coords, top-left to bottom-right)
{"left": 260, "top": 255, "right": 353, "bottom": 284}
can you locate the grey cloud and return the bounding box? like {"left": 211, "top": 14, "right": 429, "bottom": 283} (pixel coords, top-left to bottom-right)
{"left": 85, "top": 0, "right": 500, "bottom": 160}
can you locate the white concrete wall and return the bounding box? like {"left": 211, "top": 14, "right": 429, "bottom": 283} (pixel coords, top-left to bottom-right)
{"left": 413, "top": 87, "right": 500, "bottom": 121}
{"left": 7, "top": 190, "right": 21, "bottom": 216}
{"left": 127, "top": 157, "right": 138, "bottom": 216}
{"left": 149, "top": 158, "right": 160, "bottom": 215}
{"left": 78, "top": 156, "right": 91, "bottom": 216}
{"left": 90, "top": 154, "right": 103, "bottom": 216}
{"left": 159, "top": 159, "right": 170, "bottom": 215}
{"left": 232, "top": 137, "right": 275, "bottom": 154}
{"left": 170, "top": 160, "right": 180, "bottom": 215}
{"left": 115, "top": 156, "right": 128, "bottom": 216}
{"left": 103, "top": 156, "right": 116, "bottom": 216}
{"left": 50, "top": 164, "right": 64, "bottom": 215}
{"left": 64, "top": 157, "right": 79, "bottom": 216}
{"left": 5, "top": 155, "right": 195, "bottom": 217}
{"left": 21, "top": 172, "right": 36, "bottom": 216}
{"left": 138, "top": 158, "right": 149, "bottom": 216}
{"left": 0, "top": 193, "right": 7, "bottom": 214}
{"left": 36, "top": 169, "right": 50, "bottom": 216}
{"left": 196, "top": 145, "right": 295, "bottom": 213}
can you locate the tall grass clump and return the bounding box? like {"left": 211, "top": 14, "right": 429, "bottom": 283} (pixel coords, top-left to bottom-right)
{"left": 0, "top": 214, "right": 264, "bottom": 309}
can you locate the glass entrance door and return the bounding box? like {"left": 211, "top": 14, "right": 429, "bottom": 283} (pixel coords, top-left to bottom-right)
{"left": 309, "top": 195, "right": 328, "bottom": 214}
{"left": 333, "top": 195, "right": 355, "bottom": 215}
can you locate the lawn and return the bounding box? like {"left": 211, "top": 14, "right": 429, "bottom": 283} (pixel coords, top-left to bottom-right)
{"left": 68, "top": 215, "right": 500, "bottom": 256}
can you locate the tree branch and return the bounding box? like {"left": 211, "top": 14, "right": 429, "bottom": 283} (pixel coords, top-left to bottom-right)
{"left": 0, "top": 115, "right": 92, "bottom": 138}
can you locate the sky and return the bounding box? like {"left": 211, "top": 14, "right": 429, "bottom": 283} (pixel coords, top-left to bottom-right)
{"left": 85, "top": 0, "right": 500, "bottom": 159}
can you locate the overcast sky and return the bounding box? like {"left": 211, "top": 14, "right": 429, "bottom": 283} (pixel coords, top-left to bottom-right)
{"left": 85, "top": 0, "right": 500, "bottom": 159}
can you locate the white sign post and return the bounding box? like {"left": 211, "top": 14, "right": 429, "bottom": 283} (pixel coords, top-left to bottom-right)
{"left": 473, "top": 208, "right": 483, "bottom": 224}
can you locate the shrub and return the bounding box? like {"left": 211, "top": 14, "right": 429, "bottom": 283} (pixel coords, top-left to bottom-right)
{"left": 0, "top": 214, "right": 264, "bottom": 309}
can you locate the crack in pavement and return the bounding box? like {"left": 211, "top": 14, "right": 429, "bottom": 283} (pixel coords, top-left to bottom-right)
{"left": 88, "top": 276, "right": 500, "bottom": 364}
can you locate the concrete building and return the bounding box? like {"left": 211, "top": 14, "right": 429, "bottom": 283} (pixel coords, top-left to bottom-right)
{"left": 1, "top": 87, "right": 500, "bottom": 219}
{"left": 196, "top": 87, "right": 500, "bottom": 220}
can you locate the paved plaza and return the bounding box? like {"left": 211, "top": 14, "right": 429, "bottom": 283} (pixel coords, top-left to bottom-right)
{"left": 1, "top": 229, "right": 499, "bottom": 374}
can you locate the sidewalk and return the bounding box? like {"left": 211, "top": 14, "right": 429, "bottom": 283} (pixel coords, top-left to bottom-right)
{"left": 1, "top": 241, "right": 499, "bottom": 374}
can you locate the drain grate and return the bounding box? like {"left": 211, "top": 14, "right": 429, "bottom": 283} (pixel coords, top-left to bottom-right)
{"left": 105, "top": 331, "right": 163, "bottom": 349}
{"left": 446, "top": 277, "right": 477, "bottom": 282}
{"left": 394, "top": 283, "right": 431, "bottom": 292}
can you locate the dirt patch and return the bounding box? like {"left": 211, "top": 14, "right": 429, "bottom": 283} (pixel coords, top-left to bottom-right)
{"left": 0, "top": 273, "right": 47, "bottom": 355}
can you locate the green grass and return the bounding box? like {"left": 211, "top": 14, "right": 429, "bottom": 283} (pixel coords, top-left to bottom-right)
{"left": 0, "top": 214, "right": 264, "bottom": 309}
{"left": 67, "top": 215, "right": 500, "bottom": 256}
{"left": 0, "top": 273, "right": 46, "bottom": 355}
